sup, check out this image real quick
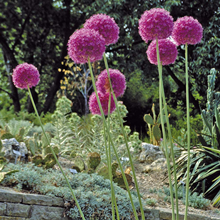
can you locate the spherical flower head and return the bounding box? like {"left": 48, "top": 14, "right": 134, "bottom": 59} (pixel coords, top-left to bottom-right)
{"left": 12, "top": 63, "right": 40, "bottom": 89}
{"left": 96, "top": 69, "right": 126, "bottom": 97}
{"left": 172, "top": 16, "right": 203, "bottom": 45}
{"left": 147, "top": 39, "right": 178, "bottom": 65}
{"left": 89, "top": 91, "right": 116, "bottom": 115}
{"left": 138, "top": 8, "right": 174, "bottom": 43}
{"left": 67, "top": 28, "right": 105, "bottom": 64}
{"left": 84, "top": 14, "right": 119, "bottom": 45}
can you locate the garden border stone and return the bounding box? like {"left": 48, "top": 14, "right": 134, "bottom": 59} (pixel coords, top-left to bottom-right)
{"left": 0, "top": 186, "right": 220, "bottom": 220}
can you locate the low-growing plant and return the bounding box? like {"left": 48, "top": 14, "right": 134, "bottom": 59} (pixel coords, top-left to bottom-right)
{"left": 154, "top": 186, "right": 211, "bottom": 210}
{"left": 145, "top": 198, "right": 157, "bottom": 206}
{"left": 1, "top": 162, "right": 144, "bottom": 219}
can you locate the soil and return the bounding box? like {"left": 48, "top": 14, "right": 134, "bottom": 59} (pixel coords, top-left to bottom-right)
{"left": 132, "top": 161, "right": 220, "bottom": 219}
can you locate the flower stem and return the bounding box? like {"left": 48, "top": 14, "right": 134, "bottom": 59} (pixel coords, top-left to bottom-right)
{"left": 103, "top": 53, "right": 145, "bottom": 220}
{"left": 107, "top": 91, "right": 119, "bottom": 220}
{"left": 156, "top": 38, "right": 175, "bottom": 220}
{"left": 27, "top": 86, "right": 85, "bottom": 220}
{"left": 88, "top": 58, "right": 140, "bottom": 220}
{"left": 161, "top": 80, "right": 179, "bottom": 220}
{"left": 184, "top": 43, "right": 190, "bottom": 220}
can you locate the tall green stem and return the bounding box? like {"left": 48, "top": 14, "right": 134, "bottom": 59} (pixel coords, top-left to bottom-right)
{"left": 103, "top": 53, "right": 145, "bottom": 220}
{"left": 184, "top": 43, "right": 190, "bottom": 220}
{"left": 107, "top": 91, "right": 119, "bottom": 220}
{"left": 161, "top": 81, "right": 179, "bottom": 220}
{"left": 88, "top": 58, "right": 139, "bottom": 220}
{"left": 27, "top": 87, "right": 85, "bottom": 220}
{"left": 158, "top": 44, "right": 179, "bottom": 218}
{"left": 156, "top": 38, "right": 175, "bottom": 220}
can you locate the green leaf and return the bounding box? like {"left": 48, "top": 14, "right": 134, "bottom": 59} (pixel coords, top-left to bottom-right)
{"left": 143, "top": 114, "right": 154, "bottom": 125}
{"left": 215, "top": 105, "right": 220, "bottom": 129}
{"left": 152, "top": 124, "right": 161, "bottom": 141}
{"left": 0, "top": 170, "right": 19, "bottom": 183}
{"left": 157, "top": 114, "right": 167, "bottom": 124}
{"left": 201, "top": 110, "right": 212, "bottom": 135}
{"left": 203, "top": 146, "right": 220, "bottom": 155}
{"left": 206, "top": 176, "right": 220, "bottom": 194}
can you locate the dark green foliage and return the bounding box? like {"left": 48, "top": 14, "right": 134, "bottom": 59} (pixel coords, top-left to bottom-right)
{"left": 175, "top": 147, "right": 220, "bottom": 207}
{"left": 174, "top": 69, "right": 220, "bottom": 207}
{"left": 0, "top": 162, "right": 143, "bottom": 219}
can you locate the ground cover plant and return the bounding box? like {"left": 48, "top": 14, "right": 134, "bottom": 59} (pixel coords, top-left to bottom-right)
{"left": 0, "top": 162, "right": 143, "bottom": 220}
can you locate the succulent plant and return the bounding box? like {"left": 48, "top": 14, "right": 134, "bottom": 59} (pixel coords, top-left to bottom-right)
{"left": 97, "top": 161, "right": 133, "bottom": 189}
{"left": 144, "top": 103, "right": 167, "bottom": 146}
{"left": 31, "top": 151, "right": 57, "bottom": 169}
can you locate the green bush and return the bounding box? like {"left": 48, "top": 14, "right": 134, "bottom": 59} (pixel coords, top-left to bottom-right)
{"left": 51, "top": 96, "right": 142, "bottom": 163}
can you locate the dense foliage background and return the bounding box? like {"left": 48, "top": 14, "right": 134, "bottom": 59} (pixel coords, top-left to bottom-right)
{"left": 0, "top": 0, "right": 219, "bottom": 138}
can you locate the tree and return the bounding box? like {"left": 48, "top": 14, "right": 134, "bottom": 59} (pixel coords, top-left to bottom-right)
{"left": 0, "top": 0, "right": 219, "bottom": 134}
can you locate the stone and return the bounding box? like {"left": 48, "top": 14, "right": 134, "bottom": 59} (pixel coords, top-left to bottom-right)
{"left": 0, "top": 188, "right": 23, "bottom": 203}
{"left": 23, "top": 194, "right": 53, "bottom": 206}
{"left": 1, "top": 138, "right": 28, "bottom": 162}
{"left": 118, "top": 142, "right": 135, "bottom": 155}
{"left": 0, "top": 202, "right": 6, "bottom": 215}
{"left": 6, "top": 203, "right": 30, "bottom": 217}
{"left": 143, "top": 158, "right": 167, "bottom": 173}
{"left": 139, "top": 142, "right": 165, "bottom": 163}
{"left": 30, "top": 205, "right": 68, "bottom": 220}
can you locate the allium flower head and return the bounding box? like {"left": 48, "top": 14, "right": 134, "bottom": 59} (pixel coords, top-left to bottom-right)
{"left": 96, "top": 69, "right": 126, "bottom": 97}
{"left": 67, "top": 28, "right": 105, "bottom": 64}
{"left": 147, "top": 39, "right": 178, "bottom": 65}
{"left": 172, "top": 16, "right": 203, "bottom": 45}
{"left": 84, "top": 14, "right": 119, "bottom": 45}
{"left": 89, "top": 91, "right": 116, "bottom": 115}
{"left": 12, "top": 63, "right": 40, "bottom": 89}
{"left": 138, "top": 8, "right": 174, "bottom": 43}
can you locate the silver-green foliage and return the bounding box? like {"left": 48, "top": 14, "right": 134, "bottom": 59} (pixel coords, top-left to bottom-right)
{"left": 0, "top": 118, "right": 33, "bottom": 137}
{"left": 51, "top": 96, "right": 142, "bottom": 162}
{"left": 156, "top": 186, "right": 211, "bottom": 210}
{"left": 1, "top": 162, "right": 142, "bottom": 219}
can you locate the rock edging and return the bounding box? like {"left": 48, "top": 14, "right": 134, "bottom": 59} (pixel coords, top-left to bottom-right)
{"left": 0, "top": 187, "right": 220, "bottom": 220}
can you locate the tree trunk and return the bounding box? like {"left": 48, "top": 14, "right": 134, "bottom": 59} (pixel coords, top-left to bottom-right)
{"left": 0, "top": 35, "right": 21, "bottom": 112}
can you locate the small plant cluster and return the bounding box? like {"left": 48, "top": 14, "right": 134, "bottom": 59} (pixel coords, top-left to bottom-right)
{"left": 150, "top": 186, "right": 211, "bottom": 210}
{"left": 72, "top": 152, "right": 133, "bottom": 190}
{"left": 0, "top": 162, "right": 143, "bottom": 219}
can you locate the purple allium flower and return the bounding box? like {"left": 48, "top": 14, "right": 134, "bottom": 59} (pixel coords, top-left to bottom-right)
{"left": 147, "top": 39, "right": 178, "bottom": 65}
{"left": 89, "top": 91, "right": 116, "bottom": 115}
{"left": 138, "top": 8, "right": 174, "bottom": 43}
{"left": 96, "top": 69, "right": 126, "bottom": 97}
{"left": 172, "top": 16, "right": 203, "bottom": 45}
{"left": 12, "top": 63, "right": 40, "bottom": 89}
{"left": 67, "top": 28, "right": 105, "bottom": 64}
{"left": 84, "top": 14, "right": 119, "bottom": 45}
